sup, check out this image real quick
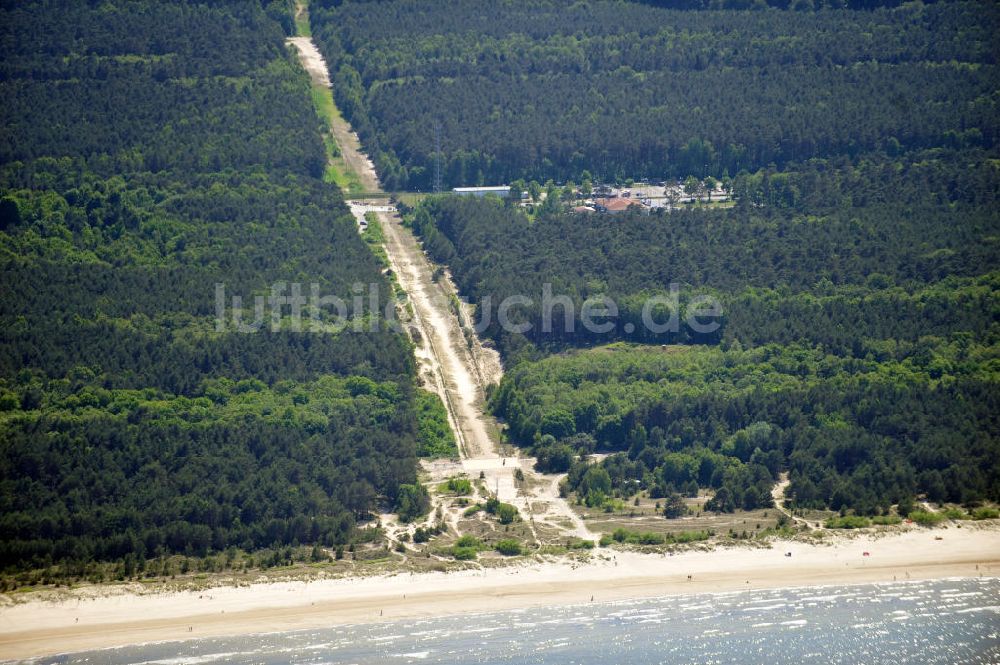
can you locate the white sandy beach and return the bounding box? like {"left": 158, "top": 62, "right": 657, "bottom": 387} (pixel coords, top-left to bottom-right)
{"left": 1, "top": 525, "right": 997, "bottom": 661}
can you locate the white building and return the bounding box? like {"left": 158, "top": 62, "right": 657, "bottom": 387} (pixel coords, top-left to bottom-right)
{"left": 452, "top": 186, "right": 511, "bottom": 198}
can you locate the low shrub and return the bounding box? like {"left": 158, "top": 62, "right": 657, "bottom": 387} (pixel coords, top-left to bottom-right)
{"left": 455, "top": 535, "right": 481, "bottom": 549}
{"left": 495, "top": 539, "right": 522, "bottom": 556}
{"left": 639, "top": 532, "right": 666, "bottom": 545}
{"left": 825, "top": 515, "right": 871, "bottom": 529}
{"left": 606, "top": 528, "right": 709, "bottom": 546}
{"left": 413, "top": 523, "right": 445, "bottom": 543}
{"left": 971, "top": 507, "right": 999, "bottom": 520}
{"left": 497, "top": 503, "right": 519, "bottom": 524}
{"left": 452, "top": 546, "right": 477, "bottom": 560}
{"left": 439, "top": 477, "right": 473, "bottom": 495}
{"left": 871, "top": 515, "right": 902, "bottom": 525}
{"left": 908, "top": 510, "right": 946, "bottom": 526}
{"left": 671, "top": 530, "right": 710, "bottom": 543}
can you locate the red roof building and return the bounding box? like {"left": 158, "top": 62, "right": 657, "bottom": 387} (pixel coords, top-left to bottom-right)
{"left": 594, "top": 198, "right": 647, "bottom": 214}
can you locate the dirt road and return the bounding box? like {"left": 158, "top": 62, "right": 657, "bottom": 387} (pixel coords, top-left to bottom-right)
{"left": 286, "top": 36, "right": 380, "bottom": 192}
{"left": 771, "top": 474, "right": 817, "bottom": 528}
{"left": 289, "top": 29, "right": 593, "bottom": 541}
{"left": 289, "top": 32, "right": 511, "bottom": 484}
{"left": 380, "top": 209, "right": 502, "bottom": 460}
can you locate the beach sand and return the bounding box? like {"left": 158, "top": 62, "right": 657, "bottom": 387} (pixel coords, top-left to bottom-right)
{"left": 1, "top": 525, "right": 997, "bottom": 660}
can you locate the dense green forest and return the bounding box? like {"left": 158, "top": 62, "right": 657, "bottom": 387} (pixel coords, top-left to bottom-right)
{"left": 380, "top": 0, "right": 1000, "bottom": 514}
{"left": 311, "top": 0, "right": 998, "bottom": 189}
{"left": 492, "top": 342, "right": 999, "bottom": 514}
{"left": 410, "top": 150, "right": 999, "bottom": 361}
{"left": 410, "top": 150, "right": 1000, "bottom": 512}
{"left": 2, "top": 0, "right": 998, "bottom": 583}
{"left": 0, "top": 0, "right": 444, "bottom": 577}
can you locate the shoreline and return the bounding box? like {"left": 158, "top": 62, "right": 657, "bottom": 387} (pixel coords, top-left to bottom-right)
{"left": 1, "top": 526, "right": 998, "bottom": 660}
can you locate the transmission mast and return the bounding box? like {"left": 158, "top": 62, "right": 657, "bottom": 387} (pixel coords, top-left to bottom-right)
{"left": 433, "top": 122, "right": 443, "bottom": 193}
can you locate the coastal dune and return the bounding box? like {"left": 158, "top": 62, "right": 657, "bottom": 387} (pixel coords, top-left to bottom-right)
{"left": 1, "top": 526, "right": 997, "bottom": 660}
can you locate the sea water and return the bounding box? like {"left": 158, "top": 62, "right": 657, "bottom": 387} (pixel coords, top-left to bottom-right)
{"left": 21, "top": 577, "right": 1000, "bottom": 664}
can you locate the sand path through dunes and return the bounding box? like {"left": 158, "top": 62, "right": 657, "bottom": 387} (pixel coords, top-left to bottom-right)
{"left": 772, "top": 473, "right": 817, "bottom": 528}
